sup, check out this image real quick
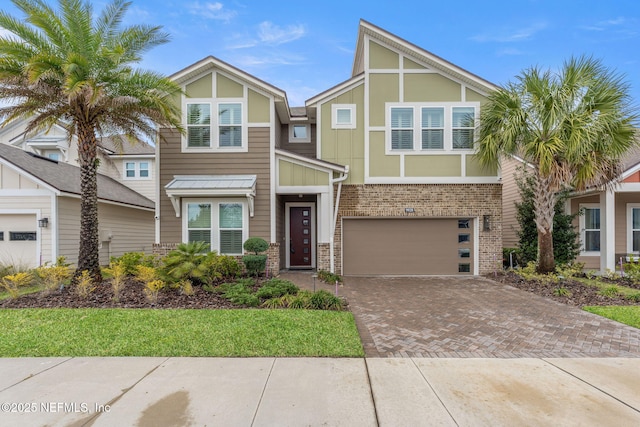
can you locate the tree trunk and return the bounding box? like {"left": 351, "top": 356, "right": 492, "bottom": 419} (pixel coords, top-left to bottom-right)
{"left": 537, "top": 228, "right": 555, "bottom": 273}
{"left": 534, "top": 173, "right": 557, "bottom": 274}
{"left": 75, "top": 121, "right": 102, "bottom": 284}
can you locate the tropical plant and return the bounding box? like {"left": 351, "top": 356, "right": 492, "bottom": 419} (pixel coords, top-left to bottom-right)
{"left": 0, "top": 0, "right": 183, "bottom": 282}
{"left": 477, "top": 56, "right": 638, "bottom": 273}
{"left": 161, "top": 241, "right": 209, "bottom": 283}
{"left": 515, "top": 168, "right": 580, "bottom": 266}
{"left": 0, "top": 272, "right": 33, "bottom": 299}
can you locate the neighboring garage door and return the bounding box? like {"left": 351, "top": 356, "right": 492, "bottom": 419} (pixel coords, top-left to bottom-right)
{"left": 0, "top": 214, "right": 38, "bottom": 268}
{"left": 342, "top": 218, "right": 474, "bottom": 275}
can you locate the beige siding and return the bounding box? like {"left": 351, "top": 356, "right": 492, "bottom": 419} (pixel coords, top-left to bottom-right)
{"left": 278, "top": 159, "right": 329, "bottom": 186}
{"left": 369, "top": 74, "right": 399, "bottom": 127}
{"left": 466, "top": 155, "right": 498, "bottom": 177}
{"left": 318, "top": 83, "right": 365, "bottom": 184}
{"left": 217, "top": 73, "right": 243, "bottom": 98}
{"left": 501, "top": 157, "right": 528, "bottom": 248}
{"left": 571, "top": 194, "right": 600, "bottom": 270}
{"left": 369, "top": 131, "right": 400, "bottom": 177}
{"left": 615, "top": 193, "right": 640, "bottom": 255}
{"left": 0, "top": 195, "right": 53, "bottom": 266}
{"left": 1, "top": 164, "right": 45, "bottom": 189}
{"left": 248, "top": 89, "right": 271, "bottom": 123}
{"left": 99, "top": 158, "right": 156, "bottom": 201}
{"left": 405, "top": 155, "right": 461, "bottom": 177}
{"left": 369, "top": 40, "right": 399, "bottom": 69}
{"left": 404, "top": 74, "right": 461, "bottom": 102}
{"left": 57, "top": 197, "right": 154, "bottom": 266}
{"left": 159, "top": 127, "right": 271, "bottom": 244}
{"left": 186, "top": 73, "right": 213, "bottom": 98}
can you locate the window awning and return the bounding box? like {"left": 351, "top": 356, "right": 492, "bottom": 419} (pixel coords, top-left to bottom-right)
{"left": 165, "top": 175, "right": 257, "bottom": 217}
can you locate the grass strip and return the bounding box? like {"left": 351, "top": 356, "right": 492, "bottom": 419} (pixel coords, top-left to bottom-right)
{"left": 0, "top": 308, "right": 364, "bottom": 357}
{"left": 583, "top": 306, "right": 640, "bottom": 329}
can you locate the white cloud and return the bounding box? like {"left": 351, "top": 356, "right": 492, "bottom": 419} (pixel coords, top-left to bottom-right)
{"left": 470, "top": 22, "right": 548, "bottom": 43}
{"left": 496, "top": 47, "right": 525, "bottom": 56}
{"left": 187, "top": 2, "right": 236, "bottom": 22}
{"left": 232, "top": 52, "right": 306, "bottom": 67}
{"left": 257, "top": 21, "right": 305, "bottom": 45}
{"left": 581, "top": 17, "right": 628, "bottom": 31}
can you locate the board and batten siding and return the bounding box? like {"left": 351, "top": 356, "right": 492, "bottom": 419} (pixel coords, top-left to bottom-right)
{"left": 57, "top": 197, "right": 154, "bottom": 266}
{"left": 0, "top": 195, "right": 53, "bottom": 266}
{"left": 158, "top": 127, "right": 272, "bottom": 244}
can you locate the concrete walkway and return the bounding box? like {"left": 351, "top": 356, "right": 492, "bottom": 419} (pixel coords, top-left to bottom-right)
{"left": 1, "top": 357, "right": 639, "bottom": 426}
{"left": 280, "top": 273, "right": 640, "bottom": 358}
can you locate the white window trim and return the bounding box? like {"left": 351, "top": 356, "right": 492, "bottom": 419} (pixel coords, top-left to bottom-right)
{"left": 181, "top": 198, "right": 249, "bottom": 255}
{"left": 123, "top": 160, "right": 152, "bottom": 180}
{"left": 288, "top": 123, "right": 311, "bottom": 143}
{"left": 627, "top": 204, "right": 640, "bottom": 255}
{"left": 385, "top": 102, "right": 479, "bottom": 154}
{"left": 331, "top": 104, "right": 356, "bottom": 129}
{"left": 182, "top": 98, "right": 248, "bottom": 153}
{"left": 580, "top": 203, "right": 601, "bottom": 256}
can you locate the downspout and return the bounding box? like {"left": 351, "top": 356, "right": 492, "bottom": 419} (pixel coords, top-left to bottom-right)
{"left": 330, "top": 165, "right": 349, "bottom": 274}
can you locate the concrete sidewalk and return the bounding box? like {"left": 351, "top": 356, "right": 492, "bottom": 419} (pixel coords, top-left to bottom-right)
{"left": 1, "top": 357, "right": 639, "bottom": 426}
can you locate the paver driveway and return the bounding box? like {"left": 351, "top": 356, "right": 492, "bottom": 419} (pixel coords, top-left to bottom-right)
{"left": 339, "top": 276, "right": 640, "bottom": 358}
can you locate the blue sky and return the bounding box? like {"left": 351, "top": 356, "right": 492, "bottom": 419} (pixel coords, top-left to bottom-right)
{"left": 2, "top": 0, "right": 640, "bottom": 107}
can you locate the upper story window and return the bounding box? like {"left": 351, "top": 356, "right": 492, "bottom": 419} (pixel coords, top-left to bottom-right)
{"left": 185, "top": 100, "right": 245, "bottom": 151}
{"left": 289, "top": 124, "right": 311, "bottom": 143}
{"left": 331, "top": 104, "right": 356, "bottom": 129}
{"left": 124, "top": 161, "right": 151, "bottom": 180}
{"left": 388, "top": 103, "right": 478, "bottom": 152}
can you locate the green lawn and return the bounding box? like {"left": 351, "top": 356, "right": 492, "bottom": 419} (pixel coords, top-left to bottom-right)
{"left": 0, "top": 308, "right": 364, "bottom": 357}
{"left": 583, "top": 306, "right": 640, "bottom": 329}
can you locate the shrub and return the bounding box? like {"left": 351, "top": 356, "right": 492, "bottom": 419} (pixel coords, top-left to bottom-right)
{"left": 103, "top": 261, "right": 127, "bottom": 301}
{"left": 555, "top": 263, "right": 584, "bottom": 279}
{"left": 35, "top": 264, "right": 71, "bottom": 292}
{"left": 178, "top": 279, "right": 194, "bottom": 296}
{"left": 626, "top": 292, "right": 640, "bottom": 302}
{"left": 110, "top": 252, "right": 159, "bottom": 276}
{"left": 75, "top": 270, "right": 96, "bottom": 298}
{"left": 144, "top": 280, "right": 165, "bottom": 304}
{"left": 1, "top": 272, "right": 33, "bottom": 299}
{"left": 218, "top": 255, "right": 242, "bottom": 278}
{"left": 243, "top": 237, "right": 269, "bottom": 254}
{"left": 317, "top": 270, "right": 343, "bottom": 284}
{"left": 135, "top": 265, "right": 158, "bottom": 284}
{"left": 255, "top": 278, "right": 299, "bottom": 299}
{"left": 242, "top": 254, "right": 267, "bottom": 277}
{"left": 310, "top": 290, "right": 344, "bottom": 310}
{"left": 553, "top": 287, "right": 571, "bottom": 297}
{"left": 599, "top": 285, "right": 621, "bottom": 298}
{"left": 220, "top": 280, "right": 259, "bottom": 307}
{"left": 161, "top": 241, "right": 211, "bottom": 284}
{"left": 289, "top": 290, "right": 313, "bottom": 309}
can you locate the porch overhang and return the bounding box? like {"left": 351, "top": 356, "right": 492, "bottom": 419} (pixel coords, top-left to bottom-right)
{"left": 165, "top": 175, "right": 257, "bottom": 217}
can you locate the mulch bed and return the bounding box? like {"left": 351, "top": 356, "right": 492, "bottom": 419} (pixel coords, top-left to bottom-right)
{"left": 0, "top": 278, "right": 242, "bottom": 309}
{"left": 491, "top": 271, "right": 640, "bottom": 307}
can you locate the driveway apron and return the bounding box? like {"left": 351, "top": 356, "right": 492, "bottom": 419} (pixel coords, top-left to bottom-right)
{"left": 339, "top": 276, "right": 640, "bottom": 358}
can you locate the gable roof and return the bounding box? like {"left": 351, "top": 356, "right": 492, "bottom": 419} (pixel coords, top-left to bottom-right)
{"left": 100, "top": 135, "right": 155, "bottom": 156}
{"left": 0, "top": 144, "right": 154, "bottom": 210}
{"left": 353, "top": 20, "right": 498, "bottom": 95}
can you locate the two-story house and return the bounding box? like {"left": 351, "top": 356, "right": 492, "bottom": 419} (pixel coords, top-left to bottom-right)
{"left": 157, "top": 20, "right": 502, "bottom": 276}
{"left": 0, "top": 121, "right": 156, "bottom": 268}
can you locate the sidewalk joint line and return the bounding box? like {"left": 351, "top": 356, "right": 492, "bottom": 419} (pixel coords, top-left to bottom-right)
{"left": 251, "top": 357, "right": 276, "bottom": 427}
{"left": 363, "top": 358, "right": 381, "bottom": 427}
{"left": 0, "top": 357, "right": 73, "bottom": 393}
{"left": 410, "top": 358, "right": 460, "bottom": 426}
{"left": 542, "top": 358, "right": 640, "bottom": 415}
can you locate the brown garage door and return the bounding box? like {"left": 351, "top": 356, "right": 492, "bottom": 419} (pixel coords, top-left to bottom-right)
{"left": 342, "top": 218, "right": 474, "bottom": 275}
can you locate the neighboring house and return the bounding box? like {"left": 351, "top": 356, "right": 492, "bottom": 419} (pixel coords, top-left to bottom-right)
{"left": 0, "top": 144, "right": 154, "bottom": 268}
{"left": 0, "top": 120, "right": 157, "bottom": 201}
{"left": 157, "top": 20, "right": 502, "bottom": 276}
{"left": 501, "top": 141, "right": 640, "bottom": 274}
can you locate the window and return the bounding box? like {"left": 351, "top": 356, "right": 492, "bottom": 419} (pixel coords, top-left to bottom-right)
{"left": 581, "top": 205, "right": 600, "bottom": 253}
{"left": 124, "top": 161, "right": 151, "bottom": 179}
{"left": 184, "top": 200, "right": 247, "bottom": 255}
{"left": 627, "top": 205, "right": 640, "bottom": 253}
{"left": 289, "top": 124, "right": 311, "bottom": 143}
{"left": 9, "top": 232, "right": 36, "bottom": 241}
{"left": 391, "top": 107, "right": 414, "bottom": 150}
{"left": 219, "top": 103, "right": 242, "bottom": 147}
{"left": 187, "top": 203, "right": 212, "bottom": 245}
{"left": 458, "top": 219, "right": 470, "bottom": 229}
{"left": 47, "top": 152, "right": 60, "bottom": 161}
{"left": 219, "top": 203, "right": 243, "bottom": 254}
{"left": 458, "top": 234, "right": 470, "bottom": 243}
{"left": 388, "top": 104, "right": 478, "bottom": 152}
{"left": 0, "top": 231, "right": 3, "bottom": 241}
{"left": 458, "top": 248, "right": 471, "bottom": 258}
{"left": 452, "top": 107, "right": 475, "bottom": 149}
{"left": 458, "top": 264, "right": 471, "bottom": 273}
{"left": 331, "top": 104, "right": 356, "bottom": 129}
{"left": 187, "top": 103, "right": 211, "bottom": 147}
{"left": 421, "top": 107, "right": 444, "bottom": 149}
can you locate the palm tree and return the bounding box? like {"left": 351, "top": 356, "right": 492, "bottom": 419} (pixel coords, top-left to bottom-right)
{"left": 0, "top": 0, "right": 183, "bottom": 282}
{"left": 477, "top": 56, "right": 638, "bottom": 273}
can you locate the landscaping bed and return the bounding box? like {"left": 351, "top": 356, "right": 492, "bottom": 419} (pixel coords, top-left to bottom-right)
{"left": 491, "top": 270, "right": 640, "bottom": 307}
